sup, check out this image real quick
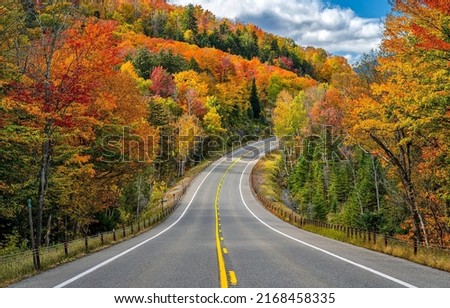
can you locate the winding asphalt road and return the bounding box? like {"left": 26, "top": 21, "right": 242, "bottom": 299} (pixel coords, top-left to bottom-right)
{"left": 11, "top": 139, "right": 450, "bottom": 288}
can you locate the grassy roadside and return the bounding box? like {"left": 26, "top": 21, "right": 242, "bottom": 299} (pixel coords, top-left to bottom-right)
{"left": 0, "top": 159, "right": 212, "bottom": 287}
{"left": 251, "top": 152, "right": 450, "bottom": 273}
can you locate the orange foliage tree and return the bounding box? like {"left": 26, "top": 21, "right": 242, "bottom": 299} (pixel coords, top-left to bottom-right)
{"left": 347, "top": 0, "right": 450, "bottom": 248}
{"left": 7, "top": 15, "right": 123, "bottom": 245}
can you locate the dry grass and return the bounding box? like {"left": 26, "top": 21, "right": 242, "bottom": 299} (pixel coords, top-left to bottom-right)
{"left": 0, "top": 226, "right": 146, "bottom": 287}
{"left": 254, "top": 152, "right": 283, "bottom": 201}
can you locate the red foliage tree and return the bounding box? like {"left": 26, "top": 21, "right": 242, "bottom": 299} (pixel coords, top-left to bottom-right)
{"left": 150, "top": 66, "right": 176, "bottom": 98}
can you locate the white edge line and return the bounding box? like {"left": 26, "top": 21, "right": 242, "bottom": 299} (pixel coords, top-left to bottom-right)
{"left": 54, "top": 141, "right": 267, "bottom": 288}
{"left": 238, "top": 158, "right": 418, "bottom": 289}
{"left": 55, "top": 158, "right": 232, "bottom": 287}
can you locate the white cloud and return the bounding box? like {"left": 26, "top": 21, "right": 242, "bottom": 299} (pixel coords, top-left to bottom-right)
{"left": 168, "top": 0, "right": 383, "bottom": 61}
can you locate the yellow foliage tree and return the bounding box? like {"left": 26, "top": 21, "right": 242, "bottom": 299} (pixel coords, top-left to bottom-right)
{"left": 346, "top": 0, "right": 450, "bottom": 248}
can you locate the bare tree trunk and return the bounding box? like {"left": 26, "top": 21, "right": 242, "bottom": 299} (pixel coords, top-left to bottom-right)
{"left": 404, "top": 181, "right": 424, "bottom": 254}
{"left": 417, "top": 210, "right": 429, "bottom": 247}
{"left": 349, "top": 156, "right": 364, "bottom": 214}
{"left": 36, "top": 133, "right": 52, "bottom": 250}
{"left": 45, "top": 214, "right": 52, "bottom": 247}
{"left": 136, "top": 175, "right": 142, "bottom": 218}
{"left": 369, "top": 132, "right": 426, "bottom": 251}
{"left": 371, "top": 155, "right": 381, "bottom": 211}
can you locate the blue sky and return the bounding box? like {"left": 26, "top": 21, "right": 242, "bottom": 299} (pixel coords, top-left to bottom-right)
{"left": 169, "top": 0, "right": 391, "bottom": 62}
{"left": 330, "top": 0, "right": 390, "bottom": 18}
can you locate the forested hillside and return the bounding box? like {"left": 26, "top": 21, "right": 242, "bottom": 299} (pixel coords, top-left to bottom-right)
{"left": 0, "top": 0, "right": 448, "bottom": 254}
{"left": 0, "top": 0, "right": 341, "bottom": 253}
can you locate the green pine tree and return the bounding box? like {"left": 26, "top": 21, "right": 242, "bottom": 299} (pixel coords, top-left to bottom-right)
{"left": 249, "top": 78, "right": 261, "bottom": 119}
{"left": 182, "top": 4, "right": 198, "bottom": 36}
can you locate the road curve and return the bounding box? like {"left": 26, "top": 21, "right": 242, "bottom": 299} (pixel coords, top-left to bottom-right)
{"left": 11, "top": 139, "right": 450, "bottom": 288}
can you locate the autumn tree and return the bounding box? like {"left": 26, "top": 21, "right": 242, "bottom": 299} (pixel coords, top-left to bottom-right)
{"left": 148, "top": 96, "right": 180, "bottom": 180}
{"left": 174, "top": 70, "right": 208, "bottom": 117}
{"left": 273, "top": 90, "right": 308, "bottom": 173}
{"left": 346, "top": 0, "right": 450, "bottom": 248}
{"left": 175, "top": 114, "right": 203, "bottom": 176}
{"left": 150, "top": 66, "right": 176, "bottom": 98}
{"left": 203, "top": 96, "right": 225, "bottom": 134}
{"left": 273, "top": 91, "right": 308, "bottom": 140}
{"left": 6, "top": 7, "right": 122, "bottom": 254}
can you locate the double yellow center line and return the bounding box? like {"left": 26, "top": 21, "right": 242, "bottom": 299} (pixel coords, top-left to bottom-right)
{"left": 215, "top": 157, "right": 241, "bottom": 288}
{"left": 214, "top": 143, "right": 269, "bottom": 288}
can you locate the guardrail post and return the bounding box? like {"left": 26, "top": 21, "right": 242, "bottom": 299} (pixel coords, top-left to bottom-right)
{"left": 32, "top": 249, "right": 41, "bottom": 270}
{"left": 64, "top": 242, "right": 68, "bottom": 256}
{"left": 113, "top": 229, "right": 116, "bottom": 242}
{"left": 84, "top": 237, "right": 88, "bottom": 252}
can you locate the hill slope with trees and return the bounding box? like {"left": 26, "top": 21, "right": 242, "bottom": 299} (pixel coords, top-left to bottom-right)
{"left": 1, "top": 0, "right": 448, "bottom": 254}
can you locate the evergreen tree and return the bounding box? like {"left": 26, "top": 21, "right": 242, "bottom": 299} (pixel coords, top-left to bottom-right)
{"left": 182, "top": 4, "right": 198, "bottom": 36}
{"left": 148, "top": 98, "right": 169, "bottom": 127}
{"left": 249, "top": 78, "right": 261, "bottom": 119}
{"left": 143, "top": 10, "right": 168, "bottom": 38}
{"left": 132, "top": 48, "right": 155, "bottom": 78}
{"left": 329, "top": 162, "right": 351, "bottom": 213}
{"left": 311, "top": 160, "right": 327, "bottom": 221}
{"left": 132, "top": 49, "right": 189, "bottom": 78}
{"left": 187, "top": 57, "right": 201, "bottom": 72}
